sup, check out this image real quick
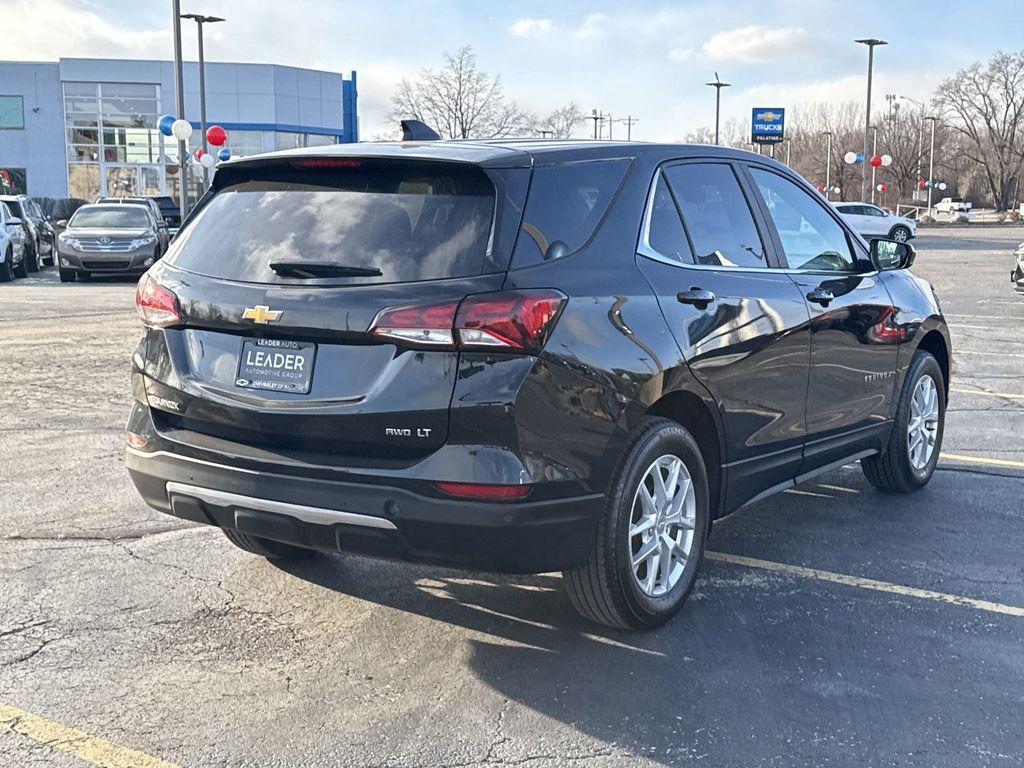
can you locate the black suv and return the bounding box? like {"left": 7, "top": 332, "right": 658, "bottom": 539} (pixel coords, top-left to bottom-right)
{"left": 127, "top": 141, "right": 951, "bottom": 629}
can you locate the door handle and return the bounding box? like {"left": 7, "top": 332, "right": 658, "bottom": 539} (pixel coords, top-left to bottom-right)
{"left": 806, "top": 287, "right": 835, "bottom": 307}
{"left": 677, "top": 287, "right": 716, "bottom": 309}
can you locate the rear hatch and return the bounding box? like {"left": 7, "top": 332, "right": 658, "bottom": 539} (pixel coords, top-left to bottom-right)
{"left": 142, "top": 155, "right": 530, "bottom": 462}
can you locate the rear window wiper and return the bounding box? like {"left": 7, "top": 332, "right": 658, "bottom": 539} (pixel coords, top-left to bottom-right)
{"left": 268, "top": 260, "right": 383, "bottom": 279}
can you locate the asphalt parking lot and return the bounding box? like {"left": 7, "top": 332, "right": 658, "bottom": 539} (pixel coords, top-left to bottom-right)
{"left": 1, "top": 227, "right": 1023, "bottom": 768}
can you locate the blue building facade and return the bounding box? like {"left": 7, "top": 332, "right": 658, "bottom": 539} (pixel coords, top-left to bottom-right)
{"left": 0, "top": 58, "right": 358, "bottom": 201}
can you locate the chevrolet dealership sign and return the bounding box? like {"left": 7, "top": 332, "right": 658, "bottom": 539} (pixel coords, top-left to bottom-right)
{"left": 751, "top": 107, "right": 785, "bottom": 144}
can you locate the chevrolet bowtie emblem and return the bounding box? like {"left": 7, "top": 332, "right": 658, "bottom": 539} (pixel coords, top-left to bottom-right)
{"left": 242, "top": 305, "right": 283, "bottom": 324}
{"left": 755, "top": 111, "right": 782, "bottom": 121}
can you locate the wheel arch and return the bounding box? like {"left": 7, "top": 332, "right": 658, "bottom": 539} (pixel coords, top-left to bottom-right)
{"left": 916, "top": 328, "right": 950, "bottom": 396}
{"left": 645, "top": 388, "right": 726, "bottom": 518}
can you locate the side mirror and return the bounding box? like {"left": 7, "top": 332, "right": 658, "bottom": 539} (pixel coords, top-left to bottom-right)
{"left": 55, "top": 219, "right": 68, "bottom": 228}
{"left": 871, "top": 237, "right": 915, "bottom": 271}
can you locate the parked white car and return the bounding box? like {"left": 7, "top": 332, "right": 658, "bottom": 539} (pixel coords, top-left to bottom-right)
{"left": 0, "top": 201, "right": 28, "bottom": 282}
{"left": 833, "top": 202, "right": 916, "bottom": 243}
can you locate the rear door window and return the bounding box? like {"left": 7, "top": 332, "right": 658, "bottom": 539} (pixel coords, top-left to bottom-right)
{"left": 512, "top": 158, "right": 630, "bottom": 267}
{"left": 662, "top": 163, "right": 768, "bottom": 269}
{"left": 167, "top": 160, "right": 497, "bottom": 284}
{"left": 645, "top": 173, "right": 694, "bottom": 264}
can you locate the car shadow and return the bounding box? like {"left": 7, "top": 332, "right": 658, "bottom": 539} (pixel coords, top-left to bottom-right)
{"left": 271, "top": 550, "right": 773, "bottom": 765}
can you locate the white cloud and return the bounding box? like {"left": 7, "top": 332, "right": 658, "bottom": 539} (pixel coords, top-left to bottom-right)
{"left": 668, "top": 48, "right": 695, "bottom": 62}
{"left": 573, "top": 13, "right": 611, "bottom": 40}
{"left": 509, "top": 18, "right": 554, "bottom": 39}
{"left": 702, "top": 25, "right": 815, "bottom": 63}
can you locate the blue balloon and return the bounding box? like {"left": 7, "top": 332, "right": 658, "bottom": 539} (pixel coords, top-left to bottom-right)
{"left": 158, "top": 114, "right": 176, "bottom": 137}
{"left": 218, "top": 148, "right": 231, "bottom": 161}
{"left": 855, "top": 152, "right": 864, "bottom": 163}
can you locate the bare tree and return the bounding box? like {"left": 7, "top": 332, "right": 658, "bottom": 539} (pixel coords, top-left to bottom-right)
{"left": 532, "top": 102, "right": 585, "bottom": 138}
{"left": 935, "top": 51, "right": 1024, "bottom": 211}
{"left": 391, "top": 46, "right": 531, "bottom": 139}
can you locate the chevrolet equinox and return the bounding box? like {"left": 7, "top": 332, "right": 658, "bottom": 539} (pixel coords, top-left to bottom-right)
{"left": 127, "top": 140, "right": 951, "bottom": 629}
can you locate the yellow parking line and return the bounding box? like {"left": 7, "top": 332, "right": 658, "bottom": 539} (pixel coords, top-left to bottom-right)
{"left": 950, "top": 387, "right": 1024, "bottom": 401}
{"left": 706, "top": 552, "right": 1024, "bottom": 618}
{"left": 0, "top": 702, "right": 180, "bottom": 768}
{"left": 783, "top": 488, "right": 831, "bottom": 498}
{"left": 955, "top": 350, "right": 1024, "bottom": 358}
{"left": 816, "top": 483, "right": 859, "bottom": 494}
{"left": 940, "top": 452, "right": 1024, "bottom": 470}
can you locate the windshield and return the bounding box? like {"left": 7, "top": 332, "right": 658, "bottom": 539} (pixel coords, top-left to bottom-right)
{"left": 167, "top": 160, "right": 496, "bottom": 284}
{"left": 70, "top": 206, "right": 151, "bottom": 229}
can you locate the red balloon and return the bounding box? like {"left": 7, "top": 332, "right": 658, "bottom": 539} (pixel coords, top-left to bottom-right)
{"left": 816, "top": 184, "right": 824, "bottom": 192}
{"left": 206, "top": 125, "right": 227, "bottom": 146}
{"left": 917, "top": 179, "right": 926, "bottom": 189}
{"left": 869, "top": 155, "right": 882, "bottom": 167}
{"left": 880, "top": 184, "right": 888, "bottom": 191}
{"left": 194, "top": 148, "right": 205, "bottom": 159}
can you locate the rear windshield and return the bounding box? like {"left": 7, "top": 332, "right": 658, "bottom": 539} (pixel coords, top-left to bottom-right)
{"left": 70, "top": 206, "right": 150, "bottom": 228}
{"left": 167, "top": 160, "right": 497, "bottom": 284}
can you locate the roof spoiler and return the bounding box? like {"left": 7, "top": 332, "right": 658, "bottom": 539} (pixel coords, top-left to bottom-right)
{"left": 401, "top": 119, "right": 441, "bottom": 142}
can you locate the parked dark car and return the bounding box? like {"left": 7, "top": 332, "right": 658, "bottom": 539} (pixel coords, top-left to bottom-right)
{"left": 126, "top": 141, "right": 951, "bottom": 629}
{"left": 56, "top": 203, "right": 164, "bottom": 282}
{"left": 0, "top": 194, "right": 54, "bottom": 269}
{"left": 149, "top": 195, "right": 182, "bottom": 231}
{"left": 96, "top": 196, "right": 171, "bottom": 254}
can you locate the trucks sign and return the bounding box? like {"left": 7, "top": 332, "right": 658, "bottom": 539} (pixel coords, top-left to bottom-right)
{"left": 751, "top": 108, "right": 785, "bottom": 144}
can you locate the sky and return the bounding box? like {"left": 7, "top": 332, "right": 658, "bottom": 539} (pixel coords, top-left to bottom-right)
{"left": 5, "top": 0, "right": 1023, "bottom": 141}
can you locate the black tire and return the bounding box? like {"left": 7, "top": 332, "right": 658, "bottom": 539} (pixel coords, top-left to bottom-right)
{"left": 222, "top": 527, "right": 317, "bottom": 561}
{"left": 0, "top": 249, "right": 12, "bottom": 282}
{"left": 58, "top": 267, "right": 77, "bottom": 283}
{"left": 564, "top": 417, "right": 711, "bottom": 629}
{"left": 25, "top": 241, "right": 39, "bottom": 273}
{"left": 889, "top": 225, "right": 911, "bottom": 243}
{"left": 12, "top": 254, "right": 28, "bottom": 278}
{"left": 862, "top": 350, "right": 945, "bottom": 492}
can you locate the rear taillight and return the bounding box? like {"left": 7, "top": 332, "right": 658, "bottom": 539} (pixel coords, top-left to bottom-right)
{"left": 135, "top": 273, "right": 181, "bottom": 328}
{"left": 370, "top": 290, "right": 566, "bottom": 354}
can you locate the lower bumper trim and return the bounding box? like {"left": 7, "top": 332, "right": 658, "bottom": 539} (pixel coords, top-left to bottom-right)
{"left": 165, "top": 481, "right": 397, "bottom": 530}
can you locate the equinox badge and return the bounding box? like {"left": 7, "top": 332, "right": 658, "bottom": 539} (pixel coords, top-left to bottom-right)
{"left": 242, "top": 305, "right": 283, "bottom": 324}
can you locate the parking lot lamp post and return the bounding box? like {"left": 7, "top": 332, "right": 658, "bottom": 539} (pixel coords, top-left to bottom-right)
{"left": 181, "top": 14, "right": 225, "bottom": 189}
{"left": 705, "top": 73, "right": 731, "bottom": 145}
{"left": 171, "top": 0, "right": 188, "bottom": 221}
{"left": 925, "top": 115, "right": 938, "bottom": 217}
{"left": 821, "top": 131, "right": 833, "bottom": 200}
{"left": 870, "top": 126, "right": 878, "bottom": 204}
{"left": 855, "top": 38, "right": 887, "bottom": 202}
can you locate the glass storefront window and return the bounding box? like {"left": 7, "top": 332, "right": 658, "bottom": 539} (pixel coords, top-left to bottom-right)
{"left": 68, "top": 164, "right": 100, "bottom": 201}
{"left": 0, "top": 96, "right": 25, "bottom": 129}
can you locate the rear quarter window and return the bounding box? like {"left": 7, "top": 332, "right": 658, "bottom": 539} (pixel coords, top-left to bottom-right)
{"left": 511, "top": 158, "right": 631, "bottom": 268}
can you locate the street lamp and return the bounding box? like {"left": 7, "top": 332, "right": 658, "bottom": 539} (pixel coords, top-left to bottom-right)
{"left": 821, "top": 131, "right": 833, "bottom": 200}
{"left": 705, "top": 72, "right": 731, "bottom": 146}
{"left": 170, "top": 0, "right": 187, "bottom": 221}
{"left": 924, "top": 115, "right": 938, "bottom": 217}
{"left": 181, "top": 13, "right": 225, "bottom": 188}
{"left": 855, "top": 38, "right": 887, "bottom": 202}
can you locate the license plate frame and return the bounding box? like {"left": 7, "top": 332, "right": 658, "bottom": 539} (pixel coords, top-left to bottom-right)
{"left": 235, "top": 338, "right": 316, "bottom": 394}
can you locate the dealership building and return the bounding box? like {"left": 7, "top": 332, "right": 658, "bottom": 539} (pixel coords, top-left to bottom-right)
{"left": 0, "top": 57, "right": 358, "bottom": 202}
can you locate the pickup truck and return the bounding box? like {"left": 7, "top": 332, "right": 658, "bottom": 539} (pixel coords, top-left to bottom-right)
{"left": 935, "top": 197, "right": 971, "bottom": 214}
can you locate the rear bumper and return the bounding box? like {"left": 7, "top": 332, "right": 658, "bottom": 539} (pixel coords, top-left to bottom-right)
{"left": 126, "top": 434, "right": 602, "bottom": 575}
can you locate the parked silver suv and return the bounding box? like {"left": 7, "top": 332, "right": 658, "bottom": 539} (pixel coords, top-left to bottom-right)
{"left": 56, "top": 204, "right": 164, "bottom": 282}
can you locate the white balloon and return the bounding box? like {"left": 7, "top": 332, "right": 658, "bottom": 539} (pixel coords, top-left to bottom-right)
{"left": 170, "top": 119, "right": 193, "bottom": 140}
{"left": 200, "top": 152, "right": 216, "bottom": 168}
{"left": 844, "top": 151, "right": 857, "bottom": 164}
{"left": 880, "top": 154, "right": 893, "bottom": 167}
{"left": 938, "top": 182, "right": 948, "bottom": 191}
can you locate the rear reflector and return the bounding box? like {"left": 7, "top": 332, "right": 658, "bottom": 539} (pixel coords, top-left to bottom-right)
{"left": 136, "top": 273, "right": 181, "bottom": 328}
{"left": 434, "top": 481, "right": 532, "bottom": 500}
{"left": 370, "top": 290, "right": 566, "bottom": 353}
{"left": 126, "top": 431, "right": 149, "bottom": 449}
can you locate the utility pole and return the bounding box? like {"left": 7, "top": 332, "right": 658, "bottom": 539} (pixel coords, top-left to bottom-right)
{"left": 181, "top": 13, "right": 225, "bottom": 189}
{"left": 171, "top": 0, "right": 187, "bottom": 220}
{"left": 855, "top": 38, "right": 887, "bottom": 202}
{"left": 821, "top": 131, "right": 833, "bottom": 200}
{"left": 925, "top": 115, "right": 937, "bottom": 217}
{"left": 705, "top": 72, "right": 731, "bottom": 145}
{"left": 589, "top": 109, "right": 601, "bottom": 140}
{"left": 607, "top": 113, "right": 613, "bottom": 140}
{"left": 615, "top": 116, "right": 639, "bottom": 141}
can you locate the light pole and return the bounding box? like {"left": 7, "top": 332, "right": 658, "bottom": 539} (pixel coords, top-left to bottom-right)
{"left": 821, "top": 130, "right": 833, "bottom": 200}
{"left": 900, "top": 95, "right": 926, "bottom": 194}
{"left": 870, "top": 125, "right": 878, "bottom": 204}
{"left": 705, "top": 72, "right": 731, "bottom": 145}
{"left": 181, "top": 13, "right": 225, "bottom": 189}
{"left": 171, "top": 0, "right": 187, "bottom": 220}
{"left": 855, "top": 38, "right": 886, "bottom": 202}
{"left": 925, "top": 115, "right": 938, "bottom": 217}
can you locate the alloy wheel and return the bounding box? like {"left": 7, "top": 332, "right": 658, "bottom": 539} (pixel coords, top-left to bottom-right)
{"left": 907, "top": 375, "right": 939, "bottom": 470}
{"left": 628, "top": 454, "right": 696, "bottom": 597}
